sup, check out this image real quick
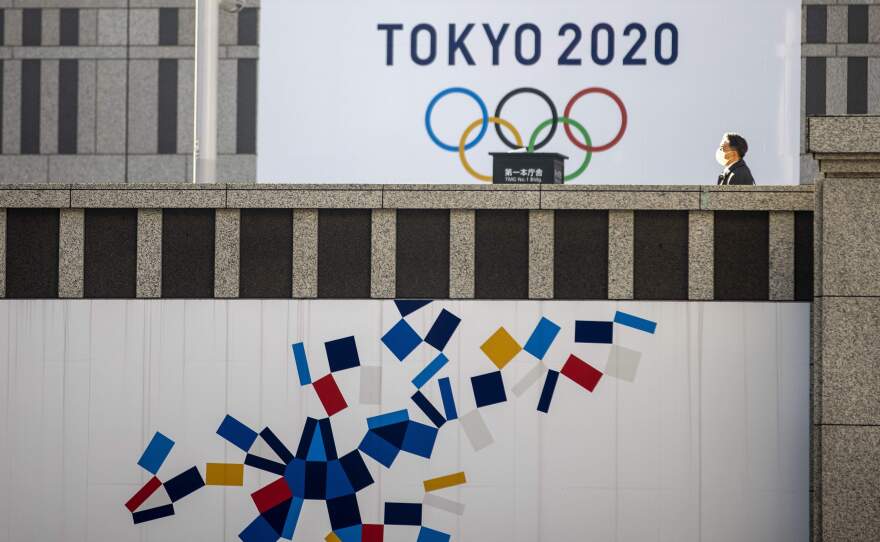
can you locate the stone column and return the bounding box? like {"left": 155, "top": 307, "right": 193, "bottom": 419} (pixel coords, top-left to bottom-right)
{"left": 809, "top": 116, "right": 880, "bottom": 542}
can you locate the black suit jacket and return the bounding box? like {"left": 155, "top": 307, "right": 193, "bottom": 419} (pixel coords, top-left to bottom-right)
{"left": 717, "top": 160, "right": 755, "bottom": 185}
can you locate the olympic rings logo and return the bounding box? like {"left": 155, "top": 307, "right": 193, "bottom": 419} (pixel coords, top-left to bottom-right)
{"left": 425, "top": 86, "right": 628, "bottom": 182}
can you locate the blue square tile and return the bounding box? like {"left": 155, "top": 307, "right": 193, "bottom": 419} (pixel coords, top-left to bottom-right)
{"left": 471, "top": 371, "right": 507, "bottom": 408}
{"left": 381, "top": 319, "right": 422, "bottom": 362}
{"left": 325, "top": 336, "right": 361, "bottom": 372}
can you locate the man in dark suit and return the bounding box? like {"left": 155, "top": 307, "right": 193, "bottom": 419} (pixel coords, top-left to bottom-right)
{"left": 716, "top": 133, "right": 755, "bottom": 185}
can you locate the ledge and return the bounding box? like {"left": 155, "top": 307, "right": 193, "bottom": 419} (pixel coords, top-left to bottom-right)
{"left": 808, "top": 116, "right": 880, "bottom": 154}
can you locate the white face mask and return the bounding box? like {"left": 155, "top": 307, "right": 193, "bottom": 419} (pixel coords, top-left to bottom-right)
{"left": 715, "top": 148, "right": 728, "bottom": 166}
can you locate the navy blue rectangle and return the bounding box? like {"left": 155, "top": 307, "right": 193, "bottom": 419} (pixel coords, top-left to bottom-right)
{"left": 237, "top": 58, "right": 257, "bottom": 153}
{"left": 411, "top": 391, "right": 446, "bottom": 428}
{"left": 574, "top": 321, "right": 613, "bottom": 344}
{"left": 339, "top": 451, "right": 373, "bottom": 492}
{"left": 304, "top": 461, "right": 327, "bottom": 499}
{"left": 58, "top": 59, "right": 79, "bottom": 154}
{"left": 244, "top": 453, "right": 287, "bottom": 476}
{"left": 21, "top": 59, "right": 41, "bottom": 154}
{"left": 163, "top": 466, "right": 205, "bottom": 502}
{"left": 22, "top": 9, "right": 41, "bottom": 46}
{"left": 132, "top": 504, "right": 175, "bottom": 524}
{"left": 384, "top": 502, "right": 422, "bottom": 526}
{"left": 295, "top": 418, "right": 319, "bottom": 459}
{"left": 537, "top": 370, "right": 559, "bottom": 413}
{"left": 260, "top": 427, "right": 293, "bottom": 464}
{"left": 159, "top": 8, "right": 179, "bottom": 46}
{"left": 327, "top": 494, "right": 361, "bottom": 531}
{"left": 319, "top": 418, "right": 338, "bottom": 460}
{"left": 157, "top": 58, "right": 178, "bottom": 154}
{"left": 59, "top": 9, "right": 79, "bottom": 46}
{"left": 423, "top": 309, "right": 461, "bottom": 351}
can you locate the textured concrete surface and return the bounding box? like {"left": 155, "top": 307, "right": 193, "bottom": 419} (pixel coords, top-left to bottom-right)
{"left": 384, "top": 186, "right": 541, "bottom": 209}
{"left": 769, "top": 211, "right": 795, "bottom": 301}
{"left": 688, "top": 210, "right": 713, "bottom": 300}
{"left": 136, "top": 208, "right": 161, "bottom": 298}
{"left": 214, "top": 208, "right": 240, "bottom": 298}
{"left": 608, "top": 210, "right": 634, "bottom": 300}
{"left": 810, "top": 116, "right": 880, "bottom": 154}
{"left": 528, "top": 209, "right": 553, "bottom": 299}
{"left": 370, "top": 209, "right": 395, "bottom": 299}
{"left": 542, "top": 186, "right": 700, "bottom": 210}
{"left": 449, "top": 209, "right": 475, "bottom": 299}
{"left": 71, "top": 185, "right": 225, "bottom": 208}
{"left": 820, "top": 426, "right": 880, "bottom": 542}
{"left": 0, "top": 186, "right": 70, "bottom": 207}
{"left": 227, "top": 186, "right": 383, "bottom": 208}
{"left": 701, "top": 188, "right": 815, "bottom": 211}
{"left": 292, "top": 209, "right": 318, "bottom": 298}
{"left": 58, "top": 208, "right": 84, "bottom": 298}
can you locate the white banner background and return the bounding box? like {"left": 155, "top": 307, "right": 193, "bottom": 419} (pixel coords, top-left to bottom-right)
{"left": 0, "top": 300, "right": 808, "bottom": 541}
{"left": 257, "top": 0, "right": 801, "bottom": 185}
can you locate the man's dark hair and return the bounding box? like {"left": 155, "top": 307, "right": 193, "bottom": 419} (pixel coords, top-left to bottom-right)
{"left": 724, "top": 132, "right": 748, "bottom": 158}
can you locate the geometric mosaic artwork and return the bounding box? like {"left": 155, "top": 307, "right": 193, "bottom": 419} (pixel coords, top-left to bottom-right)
{"left": 125, "top": 303, "right": 657, "bottom": 541}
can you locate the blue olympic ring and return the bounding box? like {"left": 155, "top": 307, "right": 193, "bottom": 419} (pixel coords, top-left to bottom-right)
{"left": 424, "top": 87, "right": 489, "bottom": 152}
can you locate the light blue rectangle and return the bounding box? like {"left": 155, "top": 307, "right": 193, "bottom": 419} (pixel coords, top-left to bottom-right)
{"left": 438, "top": 377, "right": 458, "bottom": 421}
{"left": 137, "top": 431, "right": 175, "bottom": 475}
{"left": 367, "top": 409, "right": 409, "bottom": 429}
{"left": 281, "top": 497, "right": 303, "bottom": 539}
{"left": 614, "top": 311, "right": 657, "bottom": 334}
{"left": 523, "top": 317, "right": 561, "bottom": 360}
{"left": 291, "top": 342, "right": 311, "bottom": 386}
{"left": 411, "top": 352, "right": 449, "bottom": 389}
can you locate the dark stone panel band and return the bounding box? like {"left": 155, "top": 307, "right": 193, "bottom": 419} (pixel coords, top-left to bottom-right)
{"left": 806, "top": 5, "right": 827, "bottom": 44}
{"left": 159, "top": 8, "right": 179, "bottom": 46}
{"left": 240, "top": 209, "right": 293, "bottom": 298}
{"left": 848, "top": 5, "right": 868, "bottom": 44}
{"left": 714, "top": 211, "right": 770, "bottom": 301}
{"left": 58, "top": 59, "right": 79, "bottom": 155}
{"left": 236, "top": 58, "right": 257, "bottom": 154}
{"left": 22, "top": 8, "right": 41, "bottom": 47}
{"left": 794, "top": 211, "right": 814, "bottom": 302}
{"left": 157, "top": 59, "right": 179, "bottom": 155}
{"left": 396, "top": 209, "right": 450, "bottom": 299}
{"left": 5, "top": 208, "right": 60, "bottom": 299}
{"left": 238, "top": 8, "right": 258, "bottom": 46}
{"left": 847, "top": 57, "right": 868, "bottom": 115}
{"left": 84, "top": 209, "right": 137, "bottom": 298}
{"left": 475, "top": 210, "right": 529, "bottom": 299}
{"left": 805, "top": 57, "right": 826, "bottom": 117}
{"left": 161, "top": 209, "right": 216, "bottom": 298}
{"left": 21, "top": 59, "right": 41, "bottom": 154}
{"left": 553, "top": 210, "right": 608, "bottom": 299}
{"left": 634, "top": 210, "right": 689, "bottom": 300}
{"left": 60, "top": 8, "right": 80, "bottom": 47}
{"left": 317, "top": 209, "right": 372, "bottom": 298}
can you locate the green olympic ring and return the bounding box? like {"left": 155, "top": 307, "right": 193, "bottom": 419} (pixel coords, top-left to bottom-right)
{"left": 527, "top": 117, "right": 592, "bottom": 181}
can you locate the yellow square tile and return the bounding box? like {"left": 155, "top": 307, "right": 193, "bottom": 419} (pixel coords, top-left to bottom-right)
{"left": 480, "top": 327, "right": 522, "bottom": 369}
{"left": 205, "top": 463, "right": 244, "bottom": 486}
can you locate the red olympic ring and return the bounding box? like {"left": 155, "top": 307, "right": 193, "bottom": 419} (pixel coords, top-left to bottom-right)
{"left": 563, "top": 87, "right": 628, "bottom": 152}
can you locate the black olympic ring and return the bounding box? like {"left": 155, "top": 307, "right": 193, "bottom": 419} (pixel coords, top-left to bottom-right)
{"left": 493, "top": 87, "right": 559, "bottom": 151}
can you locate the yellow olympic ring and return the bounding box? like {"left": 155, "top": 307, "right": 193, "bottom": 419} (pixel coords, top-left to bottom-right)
{"left": 458, "top": 117, "right": 523, "bottom": 182}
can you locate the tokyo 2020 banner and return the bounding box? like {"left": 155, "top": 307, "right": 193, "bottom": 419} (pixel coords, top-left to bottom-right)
{"left": 257, "top": 0, "right": 801, "bottom": 184}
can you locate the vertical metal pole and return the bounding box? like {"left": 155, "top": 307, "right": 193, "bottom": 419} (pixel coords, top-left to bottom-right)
{"left": 193, "top": 0, "right": 219, "bottom": 183}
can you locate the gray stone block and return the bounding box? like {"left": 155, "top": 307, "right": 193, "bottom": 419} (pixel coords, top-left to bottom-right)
{"left": 97, "top": 9, "right": 127, "bottom": 45}
{"left": 130, "top": 0, "right": 193, "bottom": 6}
{"left": 226, "top": 185, "right": 382, "bottom": 208}
{"left": 826, "top": 57, "right": 847, "bottom": 116}
{"left": 217, "top": 59, "right": 237, "bottom": 154}
{"left": 129, "top": 46, "right": 194, "bottom": 59}
{"left": 40, "top": 59, "right": 59, "bottom": 155}
{"left": 14, "top": 0, "right": 127, "bottom": 6}
{"left": 608, "top": 210, "right": 634, "bottom": 300}
{"left": 216, "top": 154, "right": 256, "bottom": 182}
{"left": 801, "top": 43, "right": 836, "bottom": 56}
{"left": 4, "top": 9, "right": 21, "bottom": 46}
{"left": 370, "top": 208, "right": 395, "bottom": 298}
{"left": 127, "top": 154, "right": 187, "bottom": 182}
{"left": 71, "top": 183, "right": 223, "bottom": 208}
{"left": 42, "top": 8, "right": 60, "bottom": 46}
{"left": 541, "top": 186, "right": 699, "bottom": 210}
{"left": 449, "top": 209, "right": 475, "bottom": 299}
{"left": 178, "top": 8, "right": 194, "bottom": 45}
{"left": 48, "top": 155, "right": 125, "bottom": 183}
{"left": 96, "top": 60, "right": 127, "bottom": 153}
{"left": 12, "top": 46, "right": 127, "bottom": 59}
{"left": 218, "top": 8, "right": 237, "bottom": 45}
{"left": 127, "top": 60, "right": 158, "bottom": 154}
{"left": 2, "top": 60, "right": 20, "bottom": 154}
{"left": 826, "top": 5, "right": 847, "bottom": 43}
{"left": 77, "top": 60, "right": 97, "bottom": 154}
{"left": 869, "top": 58, "right": 880, "bottom": 115}
{"left": 688, "top": 210, "right": 713, "bottom": 300}
{"left": 0, "top": 156, "right": 49, "bottom": 183}
{"left": 871, "top": 5, "right": 880, "bottom": 44}
{"left": 383, "top": 186, "right": 541, "bottom": 209}
{"left": 136, "top": 208, "right": 161, "bottom": 298}
{"left": 800, "top": 154, "right": 820, "bottom": 185}
{"left": 837, "top": 44, "right": 880, "bottom": 56}
{"left": 528, "top": 209, "right": 553, "bottom": 299}
{"left": 214, "top": 208, "right": 240, "bottom": 298}
{"left": 820, "top": 297, "right": 880, "bottom": 425}
{"left": 820, "top": 178, "right": 880, "bottom": 297}
{"left": 0, "top": 182, "right": 67, "bottom": 205}
{"left": 176, "top": 59, "right": 194, "bottom": 155}
{"left": 292, "top": 208, "right": 317, "bottom": 298}
{"left": 809, "top": 117, "right": 880, "bottom": 154}
{"left": 59, "top": 208, "right": 84, "bottom": 298}
{"left": 820, "top": 425, "right": 880, "bottom": 542}
{"left": 79, "top": 9, "right": 98, "bottom": 45}
{"left": 129, "top": 8, "right": 158, "bottom": 45}
{"left": 223, "top": 46, "right": 259, "bottom": 58}
{"left": 769, "top": 211, "right": 795, "bottom": 301}
{"left": 702, "top": 188, "right": 815, "bottom": 210}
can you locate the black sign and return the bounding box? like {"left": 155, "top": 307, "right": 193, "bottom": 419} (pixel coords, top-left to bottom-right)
{"left": 490, "top": 152, "right": 568, "bottom": 184}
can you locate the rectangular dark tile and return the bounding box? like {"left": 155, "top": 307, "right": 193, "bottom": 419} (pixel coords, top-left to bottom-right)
{"left": 6, "top": 208, "right": 59, "bottom": 298}
{"left": 633, "top": 211, "right": 688, "bottom": 300}
{"left": 847, "top": 57, "right": 868, "bottom": 115}
{"left": 60, "top": 8, "right": 79, "bottom": 46}
{"left": 553, "top": 210, "right": 608, "bottom": 299}
{"left": 794, "top": 211, "right": 814, "bottom": 302}
{"left": 806, "top": 5, "right": 827, "bottom": 44}
{"left": 157, "top": 58, "right": 178, "bottom": 154}
{"left": 396, "top": 209, "right": 450, "bottom": 299}
{"left": 159, "top": 8, "right": 179, "bottom": 46}
{"left": 20, "top": 59, "right": 40, "bottom": 154}
{"left": 240, "top": 209, "right": 293, "bottom": 298}
{"left": 848, "top": 5, "right": 868, "bottom": 43}
{"left": 238, "top": 7, "right": 258, "bottom": 45}
{"left": 236, "top": 58, "right": 257, "bottom": 154}
{"left": 475, "top": 210, "right": 528, "bottom": 299}
{"left": 84, "top": 209, "right": 137, "bottom": 298}
{"left": 0, "top": 10, "right": 5, "bottom": 45}
{"left": 714, "top": 211, "right": 769, "bottom": 301}
{"left": 317, "top": 209, "right": 371, "bottom": 298}
{"left": 805, "top": 57, "right": 826, "bottom": 117}
{"left": 22, "top": 8, "right": 41, "bottom": 46}
{"left": 58, "top": 59, "right": 78, "bottom": 155}
{"left": 162, "top": 209, "right": 215, "bottom": 298}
